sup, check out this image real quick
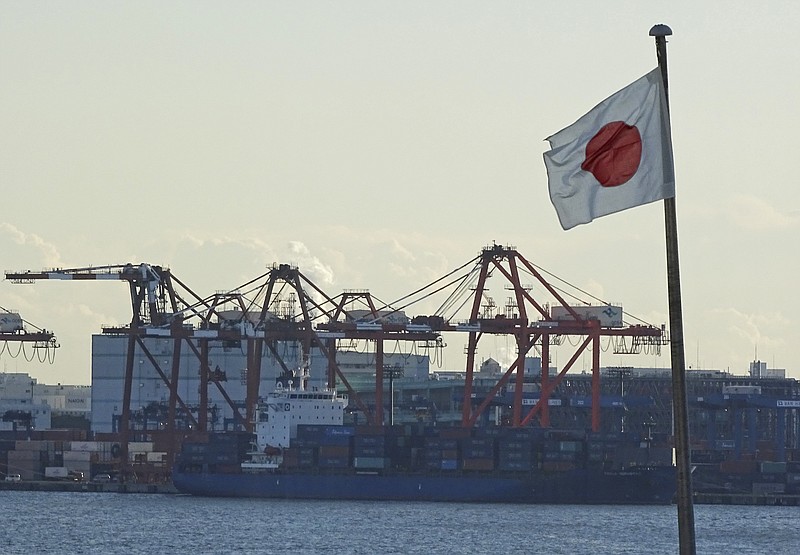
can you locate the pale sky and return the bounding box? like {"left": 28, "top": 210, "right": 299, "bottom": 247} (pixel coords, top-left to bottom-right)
{"left": 2, "top": 1, "right": 799, "bottom": 385}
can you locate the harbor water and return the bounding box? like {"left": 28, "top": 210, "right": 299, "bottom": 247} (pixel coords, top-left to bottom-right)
{"left": 1, "top": 491, "right": 798, "bottom": 554}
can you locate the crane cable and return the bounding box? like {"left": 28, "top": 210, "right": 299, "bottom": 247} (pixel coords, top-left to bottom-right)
{"left": 519, "top": 262, "right": 657, "bottom": 328}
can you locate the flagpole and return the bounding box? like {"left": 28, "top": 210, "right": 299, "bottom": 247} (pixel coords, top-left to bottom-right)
{"left": 649, "top": 24, "right": 697, "bottom": 555}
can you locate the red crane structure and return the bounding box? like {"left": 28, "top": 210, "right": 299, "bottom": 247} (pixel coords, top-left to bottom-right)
{"left": 332, "top": 244, "right": 668, "bottom": 432}
{"left": 5, "top": 244, "right": 667, "bottom": 479}
{"left": 4, "top": 262, "right": 443, "bottom": 478}
{"left": 439, "top": 244, "right": 665, "bottom": 432}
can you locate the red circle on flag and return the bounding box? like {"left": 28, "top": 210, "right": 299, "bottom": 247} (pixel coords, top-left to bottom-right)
{"left": 581, "top": 121, "right": 642, "bottom": 187}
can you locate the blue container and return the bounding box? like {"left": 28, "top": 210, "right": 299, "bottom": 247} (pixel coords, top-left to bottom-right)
{"left": 208, "top": 452, "right": 239, "bottom": 464}
{"left": 182, "top": 443, "right": 209, "bottom": 455}
{"left": 463, "top": 446, "right": 495, "bottom": 459}
{"left": 355, "top": 435, "right": 386, "bottom": 448}
{"left": 440, "top": 459, "right": 459, "bottom": 471}
{"left": 498, "top": 439, "right": 532, "bottom": 452}
{"left": 318, "top": 433, "right": 352, "bottom": 447}
{"left": 504, "top": 428, "right": 543, "bottom": 441}
{"left": 324, "top": 426, "right": 355, "bottom": 438}
{"left": 298, "top": 447, "right": 317, "bottom": 458}
{"left": 424, "top": 437, "right": 458, "bottom": 450}
{"left": 498, "top": 459, "right": 533, "bottom": 471}
{"left": 474, "top": 427, "right": 504, "bottom": 438}
{"left": 499, "top": 450, "right": 533, "bottom": 462}
{"left": 318, "top": 456, "right": 350, "bottom": 469}
{"left": 354, "top": 445, "right": 385, "bottom": 458}
{"left": 464, "top": 438, "right": 494, "bottom": 448}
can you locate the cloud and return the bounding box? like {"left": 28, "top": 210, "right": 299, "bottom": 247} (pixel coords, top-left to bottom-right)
{"left": 287, "top": 241, "right": 335, "bottom": 286}
{"left": 724, "top": 194, "right": 799, "bottom": 231}
{"left": 143, "top": 233, "right": 280, "bottom": 293}
{"left": 713, "top": 307, "right": 787, "bottom": 351}
{"left": 0, "top": 222, "right": 63, "bottom": 269}
{"left": 683, "top": 306, "right": 793, "bottom": 372}
{"left": 390, "top": 239, "right": 416, "bottom": 261}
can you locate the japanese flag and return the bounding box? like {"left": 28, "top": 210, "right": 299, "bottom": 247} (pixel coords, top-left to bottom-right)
{"left": 543, "top": 68, "right": 675, "bottom": 230}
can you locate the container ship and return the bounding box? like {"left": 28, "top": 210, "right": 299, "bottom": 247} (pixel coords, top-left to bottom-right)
{"left": 172, "top": 379, "right": 675, "bottom": 504}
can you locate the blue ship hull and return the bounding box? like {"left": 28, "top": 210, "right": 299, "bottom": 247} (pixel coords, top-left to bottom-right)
{"left": 172, "top": 466, "right": 676, "bottom": 504}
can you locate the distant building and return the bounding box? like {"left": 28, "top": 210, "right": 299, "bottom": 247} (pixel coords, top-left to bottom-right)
{"left": 0, "top": 372, "right": 52, "bottom": 430}
{"left": 749, "top": 360, "right": 786, "bottom": 379}
{"left": 34, "top": 383, "right": 91, "bottom": 416}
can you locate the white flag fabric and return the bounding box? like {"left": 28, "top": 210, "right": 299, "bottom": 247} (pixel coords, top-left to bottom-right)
{"left": 543, "top": 68, "right": 675, "bottom": 230}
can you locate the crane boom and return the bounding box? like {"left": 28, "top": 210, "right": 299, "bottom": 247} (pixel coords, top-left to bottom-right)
{"left": 6, "top": 263, "right": 171, "bottom": 326}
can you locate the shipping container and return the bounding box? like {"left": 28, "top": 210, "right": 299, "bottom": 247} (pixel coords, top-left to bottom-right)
{"left": 354, "top": 425, "right": 384, "bottom": 436}
{"left": 182, "top": 443, "right": 209, "bottom": 455}
{"left": 319, "top": 445, "right": 351, "bottom": 458}
{"left": 499, "top": 439, "right": 533, "bottom": 452}
{"left": 207, "top": 453, "right": 238, "bottom": 465}
{"left": 353, "top": 457, "right": 389, "bottom": 469}
{"left": 498, "top": 459, "right": 534, "bottom": 471}
{"left": 440, "top": 459, "right": 459, "bottom": 471}
{"left": 44, "top": 466, "right": 70, "bottom": 479}
{"left": 550, "top": 305, "right": 623, "bottom": 327}
{"left": 541, "top": 461, "right": 576, "bottom": 472}
{"left": 316, "top": 433, "right": 352, "bottom": 447}
{"left": 542, "top": 451, "right": 578, "bottom": 462}
{"left": 760, "top": 461, "right": 787, "bottom": 474}
{"left": 441, "top": 449, "right": 459, "bottom": 460}
{"left": 437, "top": 427, "right": 471, "bottom": 439}
{"left": 353, "top": 445, "right": 385, "bottom": 458}
{"left": 462, "top": 446, "right": 495, "bottom": 459}
{"left": 499, "top": 450, "right": 533, "bottom": 462}
{"left": 70, "top": 441, "right": 101, "bottom": 452}
{"left": 715, "top": 439, "right": 736, "bottom": 450}
{"left": 424, "top": 437, "right": 458, "bottom": 450}
{"left": 0, "top": 311, "right": 23, "bottom": 332}
{"left": 14, "top": 440, "right": 50, "bottom": 452}
{"left": 505, "top": 428, "right": 545, "bottom": 441}
{"left": 752, "top": 482, "right": 785, "bottom": 495}
{"left": 354, "top": 435, "right": 385, "bottom": 447}
{"left": 462, "top": 458, "right": 494, "bottom": 471}
{"left": 719, "top": 460, "right": 758, "bottom": 474}
{"left": 147, "top": 452, "right": 167, "bottom": 463}
{"left": 7, "top": 449, "right": 42, "bottom": 462}
{"left": 63, "top": 451, "right": 92, "bottom": 462}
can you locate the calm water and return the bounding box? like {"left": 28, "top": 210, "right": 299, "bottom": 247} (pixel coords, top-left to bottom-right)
{"left": 0, "top": 492, "right": 798, "bottom": 554}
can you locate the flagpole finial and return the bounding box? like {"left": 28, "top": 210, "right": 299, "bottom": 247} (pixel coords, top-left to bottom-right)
{"left": 649, "top": 24, "right": 672, "bottom": 37}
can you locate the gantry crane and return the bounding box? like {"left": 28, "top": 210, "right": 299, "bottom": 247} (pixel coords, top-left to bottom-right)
{"left": 5, "top": 262, "right": 444, "bottom": 478}
{"left": 343, "top": 244, "right": 668, "bottom": 432}
{"left": 6, "top": 245, "right": 669, "bottom": 481}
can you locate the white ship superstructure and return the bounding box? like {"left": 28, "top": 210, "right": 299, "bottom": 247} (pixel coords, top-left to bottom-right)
{"left": 255, "top": 374, "right": 347, "bottom": 450}
{"left": 242, "top": 372, "right": 347, "bottom": 472}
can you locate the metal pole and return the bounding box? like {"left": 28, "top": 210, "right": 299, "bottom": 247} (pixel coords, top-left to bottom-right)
{"left": 649, "top": 23, "right": 697, "bottom": 555}
{"left": 389, "top": 368, "right": 394, "bottom": 427}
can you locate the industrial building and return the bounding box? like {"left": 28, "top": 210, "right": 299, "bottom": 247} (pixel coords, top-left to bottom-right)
{"left": 0, "top": 372, "right": 91, "bottom": 431}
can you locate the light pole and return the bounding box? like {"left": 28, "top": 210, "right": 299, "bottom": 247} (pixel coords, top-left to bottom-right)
{"left": 384, "top": 365, "right": 404, "bottom": 426}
